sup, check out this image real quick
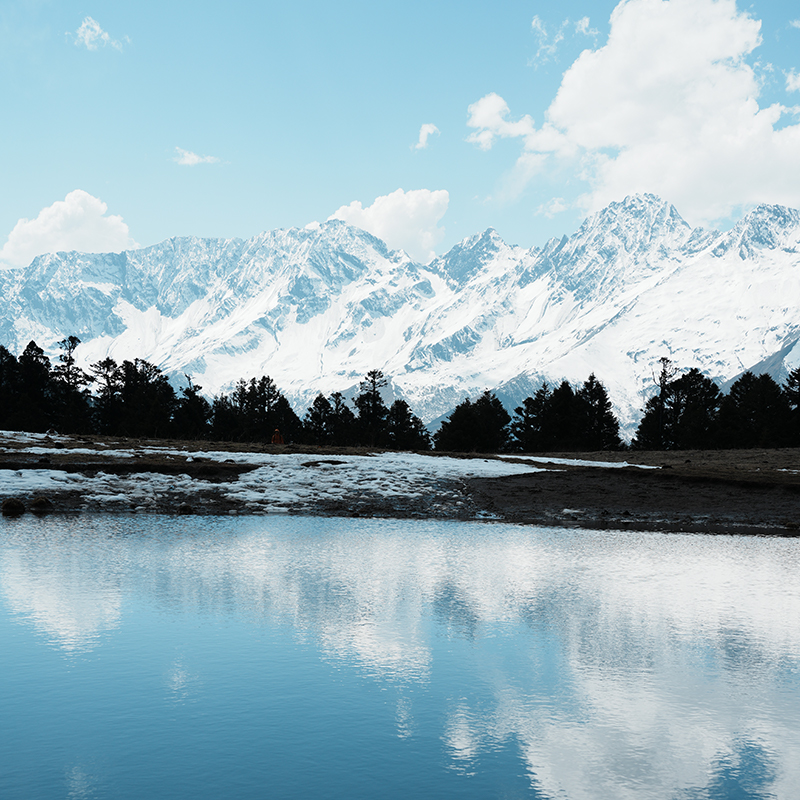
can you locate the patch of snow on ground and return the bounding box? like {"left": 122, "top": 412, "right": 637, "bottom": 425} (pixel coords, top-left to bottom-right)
{"left": 0, "top": 450, "right": 544, "bottom": 515}
{"left": 508, "top": 456, "right": 659, "bottom": 469}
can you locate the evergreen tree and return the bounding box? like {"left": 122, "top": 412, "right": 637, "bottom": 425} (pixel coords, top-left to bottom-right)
{"left": 717, "top": 372, "right": 791, "bottom": 448}
{"left": 434, "top": 391, "right": 510, "bottom": 453}
{"left": 666, "top": 368, "right": 722, "bottom": 449}
{"left": 17, "top": 341, "right": 55, "bottom": 432}
{"left": 118, "top": 358, "right": 177, "bottom": 438}
{"left": 90, "top": 357, "right": 124, "bottom": 435}
{"left": 354, "top": 369, "right": 389, "bottom": 446}
{"left": 0, "top": 346, "right": 21, "bottom": 430}
{"left": 304, "top": 393, "right": 334, "bottom": 445}
{"left": 545, "top": 380, "right": 579, "bottom": 450}
{"left": 510, "top": 383, "right": 551, "bottom": 451}
{"left": 210, "top": 375, "right": 301, "bottom": 443}
{"left": 50, "top": 336, "right": 93, "bottom": 434}
{"left": 433, "top": 397, "right": 475, "bottom": 452}
{"left": 784, "top": 366, "right": 800, "bottom": 446}
{"left": 633, "top": 364, "right": 722, "bottom": 449}
{"left": 575, "top": 373, "right": 622, "bottom": 450}
{"left": 328, "top": 391, "right": 358, "bottom": 446}
{"left": 386, "top": 399, "right": 431, "bottom": 451}
{"left": 172, "top": 376, "right": 212, "bottom": 439}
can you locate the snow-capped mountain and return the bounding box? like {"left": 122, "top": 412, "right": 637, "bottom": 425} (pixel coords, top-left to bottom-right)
{"left": 2, "top": 193, "right": 799, "bottom": 436}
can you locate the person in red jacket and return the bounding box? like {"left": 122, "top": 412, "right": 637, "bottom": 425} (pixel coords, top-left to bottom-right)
{"left": 271, "top": 428, "right": 284, "bottom": 445}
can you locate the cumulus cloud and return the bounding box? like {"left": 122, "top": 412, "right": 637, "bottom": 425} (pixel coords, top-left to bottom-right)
{"left": 414, "top": 123, "right": 440, "bottom": 150}
{"left": 174, "top": 147, "right": 220, "bottom": 166}
{"left": 466, "top": 93, "right": 535, "bottom": 151}
{"left": 787, "top": 70, "right": 800, "bottom": 93}
{"left": 468, "top": 0, "right": 800, "bottom": 224}
{"left": 791, "top": 19, "right": 800, "bottom": 29}
{"left": 0, "top": 190, "right": 138, "bottom": 268}
{"left": 72, "top": 17, "right": 128, "bottom": 51}
{"left": 328, "top": 188, "right": 449, "bottom": 263}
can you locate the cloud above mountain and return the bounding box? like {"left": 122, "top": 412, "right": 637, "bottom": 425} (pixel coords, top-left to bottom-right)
{"left": 0, "top": 190, "right": 138, "bottom": 269}
{"left": 328, "top": 188, "right": 449, "bottom": 263}
{"left": 468, "top": 0, "right": 800, "bottom": 226}
{"left": 71, "top": 16, "right": 128, "bottom": 51}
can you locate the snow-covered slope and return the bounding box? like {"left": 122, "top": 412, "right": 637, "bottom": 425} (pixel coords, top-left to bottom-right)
{"left": 2, "top": 194, "right": 800, "bottom": 435}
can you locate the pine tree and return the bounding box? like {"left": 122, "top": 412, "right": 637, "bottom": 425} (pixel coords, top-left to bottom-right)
{"left": 386, "top": 399, "right": 431, "bottom": 451}
{"left": 51, "top": 336, "right": 93, "bottom": 434}
{"left": 172, "top": 376, "right": 212, "bottom": 439}
{"left": 510, "top": 383, "right": 551, "bottom": 451}
{"left": 434, "top": 391, "right": 510, "bottom": 453}
{"left": 575, "top": 373, "right": 622, "bottom": 450}
{"left": 717, "top": 372, "right": 791, "bottom": 448}
{"left": 354, "top": 369, "right": 389, "bottom": 446}
{"left": 304, "top": 393, "right": 334, "bottom": 444}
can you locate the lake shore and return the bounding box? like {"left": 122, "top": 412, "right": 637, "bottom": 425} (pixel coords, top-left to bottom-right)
{"left": 1, "top": 431, "right": 798, "bottom": 535}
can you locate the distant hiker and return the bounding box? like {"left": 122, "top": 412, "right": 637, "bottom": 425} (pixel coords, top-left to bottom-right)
{"left": 271, "top": 428, "right": 284, "bottom": 445}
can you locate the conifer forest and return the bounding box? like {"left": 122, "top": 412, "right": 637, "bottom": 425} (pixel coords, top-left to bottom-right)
{"left": 1, "top": 339, "right": 800, "bottom": 453}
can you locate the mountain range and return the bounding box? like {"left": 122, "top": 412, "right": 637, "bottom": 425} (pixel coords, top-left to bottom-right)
{"left": 2, "top": 193, "right": 799, "bottom": 436}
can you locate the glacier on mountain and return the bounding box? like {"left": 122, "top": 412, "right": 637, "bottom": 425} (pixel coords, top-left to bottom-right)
{"left": 2, "top": 193, "right": 799, "bottom": 437}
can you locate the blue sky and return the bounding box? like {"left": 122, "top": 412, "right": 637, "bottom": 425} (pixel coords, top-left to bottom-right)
{"left": 2, "top": 0, "right": 800, "bottom": 266}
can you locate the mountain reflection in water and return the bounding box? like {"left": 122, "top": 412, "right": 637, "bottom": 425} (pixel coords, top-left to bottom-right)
{"left": 1, "top": 514, "right": 798, "bottom": 800}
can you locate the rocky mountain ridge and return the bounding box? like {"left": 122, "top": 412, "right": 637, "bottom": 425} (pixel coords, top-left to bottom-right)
{"left": 2, "top": 193, "right": 799, "bottom": 436}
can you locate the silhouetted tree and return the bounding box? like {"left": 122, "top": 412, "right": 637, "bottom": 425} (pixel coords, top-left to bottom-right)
{"left": 118, "top": 358, "right": 177, "bottom": 438}
{"left": 304, "top": 393, "right": 334, "bottom": 445}
{"left": 354, "top": 369, "right": 389, "bottom": 446}
{"left": 510, "top": 383, "right": 552, "bottom": 451}
{"left": 90, "top": 357, "right": 124, "bottom": 435}
{"left": 575, "top": 374, "right": 622, "bottom": 450}
{"left": 328, "top": 391, "right": 358, "bottom": 446}
{"left": 16, "top": 341, "right": 54, "bottom": 432}
{"left": 172, "top": 376, "right": 212, "bottom": 439}
{"left": 50, "top": 336, "right": 93, "bottom": 433}
{"left": 210, "top": 375, "right": 301, "bottom": 443}
{"left": 0, "top": 346, "right": 22, "bottom": 429}
{"left": 633, "top": 366, "right": 722, "bottom": 450}
{"left": 785, "top": 366, "right": 800, "bottom": 446}
{"left": 434, "top": 391, "right": 510, "bottom": 453}
{"left": 717, "top": 372, "right": 791, "bottom": 448}
{"left": 386, "top": 399, "right": 431, "bottom": 451}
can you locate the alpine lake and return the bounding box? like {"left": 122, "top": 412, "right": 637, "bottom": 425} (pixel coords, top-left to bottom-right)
{"left": 1, "top": 513, "right": 798, "bottom": 799}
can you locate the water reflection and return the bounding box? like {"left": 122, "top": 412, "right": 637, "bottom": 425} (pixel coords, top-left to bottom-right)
{"left": 1, "top": 515, "right": 799, "bottom": 799}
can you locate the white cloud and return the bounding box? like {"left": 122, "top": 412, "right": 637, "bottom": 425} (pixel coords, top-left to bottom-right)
{"left": 530, "top": 15, "right": 568, "bottom": 65}
{"left": 787, "top": 70, "right": 800, "bottom": 92}
{"left": 174, "top": 147, "right": 220, "bottom": 166}
{"left": 466, "top": 93, "right": 535, "bottom": 151}
{"left": 414, "top": 123, "right": 440, "bottom": 150}
{"left": 537, "top": 197, "right": 569, "bottom": 218}
{"left": 574, "top": 16, "right": 599, "bottom": 36}
{"left": 468, "top": 0, "right": 800, "bottom": 225}
{"left": 328, "top": 188, "right": 449, "bottom": 263}
{"left": 72, "top": 17, "right": 128, "bottom": 51}
{"left": 791, "top": 19, "right": 800, "bottom": 29}
{"left": 0, "top": 190, "right": 138, "bottom": 269}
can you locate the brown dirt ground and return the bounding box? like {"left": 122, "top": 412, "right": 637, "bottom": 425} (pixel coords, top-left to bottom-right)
{"left": 1, "top": 433, "right": 799, "bottom": 534}
{"left": 466, "top": 449, "right": 800, "bottom": 535}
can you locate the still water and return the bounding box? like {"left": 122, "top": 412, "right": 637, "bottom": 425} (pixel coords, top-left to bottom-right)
{"left": 0, "top": 514, "right": 798, "bottom": 799}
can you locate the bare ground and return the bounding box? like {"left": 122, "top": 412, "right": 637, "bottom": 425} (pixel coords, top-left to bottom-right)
{"left": 1, "top": 432, "right": 799, "bottom": 534}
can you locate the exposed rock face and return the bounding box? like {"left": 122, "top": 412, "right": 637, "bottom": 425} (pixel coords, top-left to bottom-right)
{"left": 2, "top": 193, "right": 800, "bottom": 436}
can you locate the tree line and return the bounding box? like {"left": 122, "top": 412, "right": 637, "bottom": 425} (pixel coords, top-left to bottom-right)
{"left": 0, "top": 338, "right": 430, "bottom": 449}
{"left": 1, "top": 339, "right": 799, "bottom": 452}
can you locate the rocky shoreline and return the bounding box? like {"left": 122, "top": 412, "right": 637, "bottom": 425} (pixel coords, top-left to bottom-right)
{"left": 1, "top": 432, "right": 798, "bottom": 535}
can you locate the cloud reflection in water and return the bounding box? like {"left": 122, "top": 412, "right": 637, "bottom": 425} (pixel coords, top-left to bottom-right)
{"left": 1, "top": 515, "right": 799, "bottom": 799}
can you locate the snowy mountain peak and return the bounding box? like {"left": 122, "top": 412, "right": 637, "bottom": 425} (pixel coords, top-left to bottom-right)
{"left": 3, "top": 195, "right": 800, "bottom": 439}
{"left": 429, "top": 227, "right": 515, "bottom": 287}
